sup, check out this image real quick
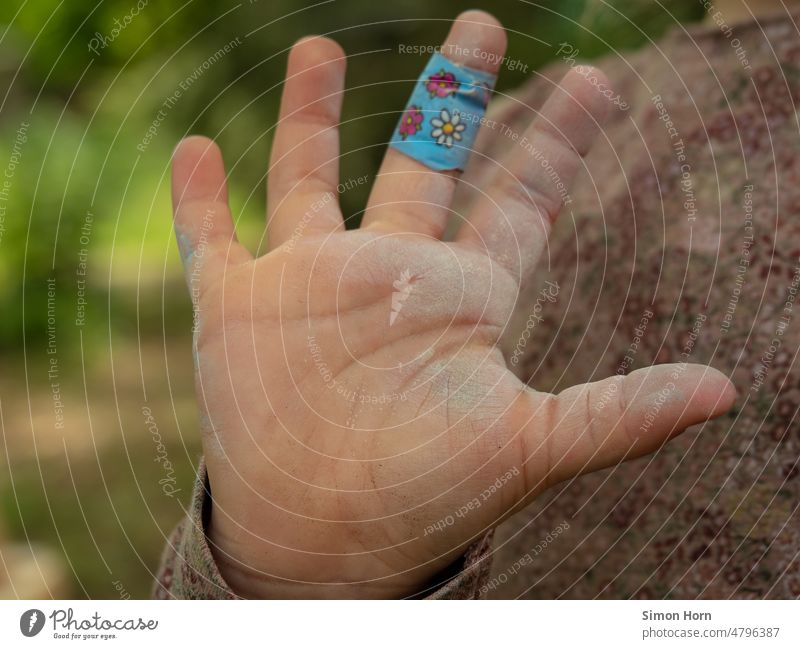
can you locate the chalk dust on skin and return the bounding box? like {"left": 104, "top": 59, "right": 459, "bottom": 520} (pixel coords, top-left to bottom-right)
{"left": 176, "top": 232, "right": 194, "bottom": 266}
{"left": 416, "top": 356, "right": 501, "bottom": 416}
{"left": 629, "top": 381, "right": 689, "bottom": 437}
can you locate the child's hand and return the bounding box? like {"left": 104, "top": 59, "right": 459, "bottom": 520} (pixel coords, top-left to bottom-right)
{"left": 171, "top": 11, "right": 735, "bottom": 598}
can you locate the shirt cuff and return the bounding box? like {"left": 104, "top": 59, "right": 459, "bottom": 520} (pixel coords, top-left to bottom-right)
{"left": 152, "top": 460, "right": 494, "bottom": 599}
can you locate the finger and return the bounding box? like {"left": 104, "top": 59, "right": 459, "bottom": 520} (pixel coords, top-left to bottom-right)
{"left": 517, "top": 364, "right": 736, "bottom": 492}
{"left": 266, "top": 36, "right": 346, "bottom": 250}
{"left": 361, "top": 10, "right": 507, "bottom": 238}
{"left": 456, "top": 66, "right": 612, "bottom": 281}
{"left": 172, "top": 136, "right": 251, "bottom": 292}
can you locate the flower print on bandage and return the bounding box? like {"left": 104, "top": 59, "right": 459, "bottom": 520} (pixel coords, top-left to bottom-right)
{"left": 389, "top": 52, "right": 497, "bottom": 172}
{"left": 398, "top": 106, "right": 424, "bottom": 140}
{"left": 426, "top": 69, "right": 459, "bottom": 97}
{"left": 430, "top": 109, "right": 465, "bottom": 148}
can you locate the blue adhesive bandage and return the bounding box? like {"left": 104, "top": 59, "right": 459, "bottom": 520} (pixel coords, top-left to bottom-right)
{"left": 389, "top": 52, "right": 497, "bottom": 172}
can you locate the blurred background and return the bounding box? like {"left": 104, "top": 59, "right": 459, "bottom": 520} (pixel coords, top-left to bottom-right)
{"left": 0, "top": 0, "right": 705, "bottom": 598}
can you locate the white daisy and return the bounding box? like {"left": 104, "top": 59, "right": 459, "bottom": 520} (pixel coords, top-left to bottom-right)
{"left": 430, "top": 109, "right": 466, "bottom": 148}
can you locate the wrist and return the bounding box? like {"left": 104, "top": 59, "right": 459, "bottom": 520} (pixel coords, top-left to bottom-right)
{"left": 206, "top": 506, "right": 426, "bottom": 599}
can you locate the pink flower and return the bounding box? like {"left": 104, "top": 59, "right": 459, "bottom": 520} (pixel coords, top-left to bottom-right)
{"left": 398, "top": 105, "right": 424, "bottom": 139}
{"left": 426, "top": 70, "right": 459, "bottom": 97}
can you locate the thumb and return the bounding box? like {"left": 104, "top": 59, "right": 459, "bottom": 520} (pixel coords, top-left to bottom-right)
{"left": 517, "top": 363, "right": 736, "bottom": 491}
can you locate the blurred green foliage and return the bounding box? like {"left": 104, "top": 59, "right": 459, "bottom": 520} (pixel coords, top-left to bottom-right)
{"left": 0, "top": 0, "right": 704, "bottom": 597}
{"left": 0, "top": 0, "right": 704, "bottom": 349}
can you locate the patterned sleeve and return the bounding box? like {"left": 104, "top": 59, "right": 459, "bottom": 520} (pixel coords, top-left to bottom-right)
{"left": 152, "top": 460, "right": 494, "bottom": 600}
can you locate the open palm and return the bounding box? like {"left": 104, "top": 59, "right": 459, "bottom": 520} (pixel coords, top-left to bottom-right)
{"left": 171, "top": 12, "right": 735, "bottom": 598}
